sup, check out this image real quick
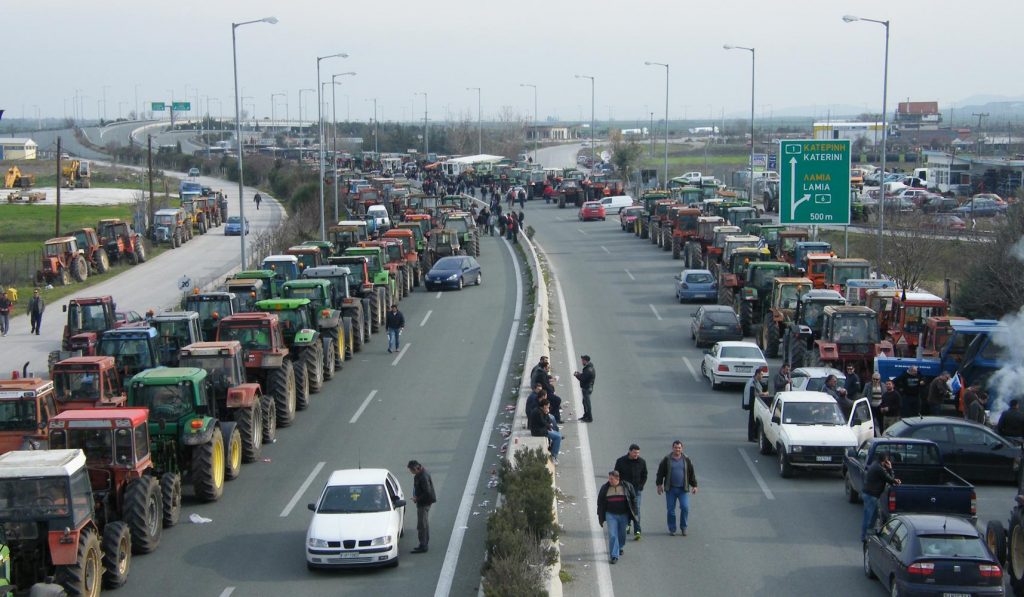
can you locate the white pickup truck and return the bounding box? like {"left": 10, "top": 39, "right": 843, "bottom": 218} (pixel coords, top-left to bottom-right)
{"left": 753, "top": 390, "right": 874, "bottom": 478}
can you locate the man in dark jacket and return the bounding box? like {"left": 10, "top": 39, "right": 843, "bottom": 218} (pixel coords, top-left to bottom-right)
{"left": 895, "top": 366, "right": 923, "bottom": 417}
{"left": 597, "top": 470, "right": 638, "bottom": 564}
{"left": 528, "top": 401, "right": 561, "bottom": 464}
{"left": 530, "top": 358, "right": 562, "bottom": 423}
{"left": 998, "top": 400, "right": 1024, "bottom": 438}
{"left": 574, "top": 355, "right": 596, "bottom": 422}
{"left": 744, "top": 369, "right": 770, "bottom": 442}
{"left": 861, "top": 452, "right": 900, "bottom": 542}
{"left": 844, "top": 365, "right": 862, "bottom": 399}
{"left": 0, "top": 289, "right": 10, "bottom": 336}
{"left": 407, "top": 460, "right": 436, "bottom": 553}
{"left": 772, "top": 363, "right": 791, "bottom": 394}
{"left": 879, "top": 380, "right": 902, "bottom": 431}
{"left": 385, "top": 304, "right": 405, "bottom": 353}
{"left": 926, "top": 371, "right": 951, "bottom": 415}
{"left": 27, "top": 288, "right": 44, "bottom": 335}
{"left": 614, "top": 444, "right": 648, "bottom": 540}
{"left": 654, "top": 440, "right": 698, "bottom": 536}
{"left": 965, "top": 391, "right": 987, "bottom": 424}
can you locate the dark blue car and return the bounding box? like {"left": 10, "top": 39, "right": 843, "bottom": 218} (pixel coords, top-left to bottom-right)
{"left": 864, "top": 514, "right": 1004, "bottom": 596}
{"left": 425, "top": 256, "right": 481, "bottom": 291}
{"left": 224, "top": 216, "right": 249, "bottom": 236}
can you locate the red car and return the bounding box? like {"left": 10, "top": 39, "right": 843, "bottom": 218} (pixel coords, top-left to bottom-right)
{"left": 578, "top": 201, "right": 606, "bottom": 221}
{"left": 619, "top": 206, "right": 643, "bottom": 231}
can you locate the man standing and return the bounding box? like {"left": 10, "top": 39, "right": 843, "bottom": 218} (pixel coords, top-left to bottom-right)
{"left": 896, "top": 366, "right": 924, "bottom": 416}
{"left": 597, "top": 470, "right": 638, "bottom": 564}
{"left": 879, "top": 379, "right": 902, "bottom": 431}
{"left": 998, "top": 400, "right": 1024, "bottom": 439}
{"left": 844, "top": 365, "right": 863, "bottom": 400}
{"left": 0, "top": 288, "right": 10, "bottom": 336}
{"left": 27, "top": 288, "right": 44, "bottom": 335}
{"left": 254, "top": 192, "right": 262, "bottom": 210}
{"left": 407, "top": 460, "right": 436, "bottom": 554}
{"left": 743, "top": 369, "right": 770, "bottom": 442}
{"left": 965, "top": 390, "right": 987, "bottom": 424}
{"left": 385, "top": 304, "right": 405, "bottom": 353}
{"left": 614, "top": 444, "right": 648, "bottom": 540}
{"left": 861, "top": 452, "right": 900, "bottom": 542}
{"left": 574, "top": 355, "right": 596, "bottom": 422}
{"left": 772, "top": 363, "right": 791, "bottom": 395}
{"left": 926, "top": 371, "right": 952, "bottom": 416}
{"left": 655, "top": 440, "right": 698, "bottom": 536}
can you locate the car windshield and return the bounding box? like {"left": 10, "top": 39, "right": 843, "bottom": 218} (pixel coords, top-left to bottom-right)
{"left": 685, "top": 273, "right": 714, "bottom": 284}
{"left": 916, "top": 534, "right": 987, "bottom": 558}
{"left": 0, "top": 399, "right": 37, "bottom": 431}
{"left": 796, "top": 376, "right": 828, "bottom": 392}
{"left": 434, "top": 257, "right": 462, "bottom": 270}
{"left": 719, "top": 346, "right": 762, "bottom": 360}
{"left": 134, "top": 383, "right": 192, "bottom": 422}
{"left": 219, "top": 325, "right": 271, "bottom": 351}
{"left": 0, "top": 477, "right": 71, "bottom": 519}
{"left": 704, "top": 310, "right": 738, "bottom": 324}
{"left": 53, "top": 370, "right": 101, "bottom": 403}
{"left": 777, "top": 285, "right": 805, "bottom": 309}
{"left": 318, "top": 484, "right": 391, "bottom": 514}
{"left": 783, "top": 402, "right": 844, "bottom": 425}
{"left": 227, "top": 217, "right": 241, "bottom": 224}
{"left": 56, "top": 428, "right": 132, "bottom": 466}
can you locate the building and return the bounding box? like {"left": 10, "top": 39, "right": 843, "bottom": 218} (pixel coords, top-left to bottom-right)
{"left": 924, "top": 150, "right": 1024, "bottom": 197}
{"left": 895, "top": 101, "right": 942, "bottom": 130}
{"left": 0, "top": 138, "right": 38, "bottom": 160}
{"left": 813, "top": 121, "right": 888, "bottom": 144}
{"left": 525, "top": 124, "right": 583, "bottom": 142}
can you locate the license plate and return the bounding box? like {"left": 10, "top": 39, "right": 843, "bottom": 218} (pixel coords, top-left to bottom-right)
{"left": 339, "top": 552, "right": 362, "bottom": 558}
{"left": 816, "top": 456, "right": 832, "bottom": 462}
{"left": 942, "top": 594, "right": 970, "bottom": 597}
{"left": 736, "top": 366, "right": 751, "bottom": 372}
{"left": 713, "top": 325, "right": 727, "bottom": 330}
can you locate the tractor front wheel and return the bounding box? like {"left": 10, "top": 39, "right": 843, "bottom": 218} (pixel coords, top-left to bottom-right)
{"left": 322, "top": 336, "right": 337, "bottom": 380}
{"left": 101, "top": 520, "right": 131, "bottom": 589}
{"left": 160, "top": 473, "right": 181, "bottom": 527}
{"left": 764, "top": 323, "right": 781, "bottom": 359}
{"left": 56, "top": 527, "right": 102, "bottom": 597}
{"left": 124, "top": 476, "right": 162, "bottom": 554}
{"left": 294, "top": 357, "right": 311, "bottom": 411}
{"left": 271, "top": 361, "right": 297, "bottom": 427}
{"left": 222, "top": 422, "right": 242, "bottom": 481}
{"left": 136, "top": 240, "right": 147, "bottom": 262}
{"left": 236, "top": 401, "right": 263, "bottom": 462}
{"left": 96, "top": 251, "right": 110, "bottom": 274}
{"left": 261, "top": 394, "right": 278, "bottom": 443}
{"left": 192, "top": 427, "right": 225, "bottom": 501}
{"left": 307, "top": 342, "right": 324, "bottom": 394}
{"left": 59, "top": 267, "right": 71, "bottom": 286}
{"left": 72, "top": 255, "right": 88, "bottom": 282}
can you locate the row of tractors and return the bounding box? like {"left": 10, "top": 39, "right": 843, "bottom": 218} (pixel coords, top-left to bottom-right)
{"left": 36, "top": 220, "right": 148, "bottom": 288}
{"left": 0, "top": 191, "right": 486, "bottom": 595}
{"left": 151, "top": 189, "right": 229, "bottom": 249}
{"left": 628, "top": 185, "right": 1006, "bottom": 408}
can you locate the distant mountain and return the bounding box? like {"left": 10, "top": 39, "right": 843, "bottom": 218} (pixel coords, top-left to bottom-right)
{"left": 946, "top": 100, "right": 1024, "bottom": 126}
{"left": 953, "top": 94, "right": 1024, "bottom": 107}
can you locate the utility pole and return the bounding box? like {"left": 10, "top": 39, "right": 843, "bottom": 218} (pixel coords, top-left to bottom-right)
{"left": 972, "top": 112, "right": 989, "bottom": 156}
{"left": 148, "top": 135, "right": 155, "bottom": 229}
{"left": 55, "top": 138, "right": 62, "bottom": 237}
{"left": 650, "top": 112, "right": 655, "bottom": 156}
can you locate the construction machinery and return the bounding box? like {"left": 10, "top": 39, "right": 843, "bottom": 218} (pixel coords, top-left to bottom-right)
{"left": 97, "top": 218, "right": 147, "bottom": 264}
{"left": 68, "top": 228, "right": 111, "bottom": 275}
{"left": 37, "top": 236, "right": 89, "bottom": 286}
{"left": 216, "top": 312, "right": 298, "bottom": 427}
{"left": 127, "top": 367, "right": 242, "bottom": 501}
{"left": 50, "top": 355, "right": 127, "bottom": 411}
{"left": 3, "top": 166, "right": 34, "bottom": 189}
{"left": 182, "top": 291, "right": 241, "bottom": 340}
{"left": 301, "top": 265, "right": 368, "bottom": 352}
{"left": 97, "top": 327, "right": 161, "bottom": 383}
{"left": 61, "top": 160, "right": 91, "bottom": 189}
{"left": 0, "top": 379, "right": 60, "bottom": 454}
{"left": 148, "top": 311, "right": 203, "bottom": 367}
{"left": 808, "top": 305, "right": 893, "bottom": 376}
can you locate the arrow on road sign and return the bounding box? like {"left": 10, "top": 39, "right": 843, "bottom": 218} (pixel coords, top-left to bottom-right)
{"left": 789, "top": 157, "right": 811, "bottom": 221}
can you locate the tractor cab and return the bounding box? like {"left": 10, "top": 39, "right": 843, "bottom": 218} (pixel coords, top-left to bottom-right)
{"left": 697, "top": 216, "right": 725, "bottom": 245}
{"left": 793, "top": 241, "right": 832, "bottom": 272}
{"left": 710, "top": 226, "right": 743, "bottom": 253}
{"left": 230, "top": 270, "right": 280, "bottom": 301}
{"left": 825, "top": 258, "right": 872, "bottom": 292}
{"left": 62, "top": 296, "right": 118, "bottom": 353}
{"left": 255, "top": 299, "right": 314, "bottom": 345}
{"left": 329, "top": 221, "right": 370, "bottom": 254}
{"left": 149, "top": 311, "right": 203, "bottom": 366}
{"left": 0, "top": 379, "right": 59, "bottom": 454}
{"left": 844, "top": 279, "right": 897, "bottom": 306}
{"left": 298, "top": 240, "right": 334, "bottom": 262}
{"left": 183, "top": 291, "right": 241, "bottom": 339}
{"left": 773, "top": 229, "right": 811, "bottom": 262}
{"left": 814, "top": 305, "right": 892, "bottom": 374}
{"left": 866, "top": 289, "right": 902, "bottom": 337}
{"left": 795, "top": 289, "right": 848, "bottom": 334}
{"left": 721, "top": 236, "right": 763, "bottom": 267}
{"left": 128, "top": 367, "right": 213, "bottom": 429}
{"left": 261, "top": 255, "right": 301, "bottom": 283}
{"left": 51, "top": 356, "right": 126, "bottom": 411}
{"left": 726, "top": 206, "right": 758, "bottom": 227}
{"left": 917, "top": 316, "right": 970, "bottom": 360}
{"left": 804, "top": 253, "right": 835, "bottom": 288}
{"left": 283, "top": 279, "right": 334, "bottom": 311}
{"left": 889, "top": 292, "right": 949, "bottom": 356}
{"left": 217, "top": 312, "right": 289, "bottom": 370}
{"left": 428, "top": 229, "right": 462, "bottom": 262}
{"left": 286, "top": 246, "right": 324, "bottom": 272}
{"left": 97, "top": 327, "right": 160, "bottom": 382}
{"left": 740, "top": 218, "right": 775, "bottom": 236}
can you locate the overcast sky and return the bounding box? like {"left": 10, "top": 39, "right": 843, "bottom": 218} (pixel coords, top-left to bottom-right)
{"left": 5, "top": 0, "right": 1022, "bottom": 125}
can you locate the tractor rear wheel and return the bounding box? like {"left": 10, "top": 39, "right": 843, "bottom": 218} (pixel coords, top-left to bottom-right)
{"left": 340, "top": 320, "right": 352, "bottom": 362}
{"left": 270, "top": 361, "right": 297, "bottom": 427}
{"left": 718, "top": 287, "right": 735, "bottom": 307}
{"left": 322, "top": 337, "right": 337, "bottom": 380}
{"left": 672, "top": 239, "right": 681, "bottom": 260}
{"left": 96, "top": 251, "right": 110, "bottom": 274}
{"left": 353, "top": 316, "right": 364, "bottom": 352}
{"left": 236, "top": 401, "right": 263, "bottom": 462}
{"left": 171, "top": 232, "right": 179, "bottom": 248}
{"left": 294, "top": 357, "right": 312, "bottom": 411}
{"left": 72, "top": 255, "right": 88, "bottom": 282}
{"left": 740, "top": 301, "right": 754, "bottom": 337}
{"left": 160, "top": 473, "right": 181, "bottom": 527}
{"left": 192, "top": 427, "right": 225, "bottom": 501}
{"left": 129, "top": 248, "right": 139, "bottom": 265}
{"left": 307, "top": 342, "right": 324, "bottom": 394}
{"left": 261, "top": 394, "right": 278, "bottom": 443}
{"left": 124, "top": 476, "right": 162, "bottom": 554}
{"left": 790, "top": 337, "right": 808, "bottom": 369}
{"left": 662, "top": 233, "right": 671, "bottom": 251}
{"left": 764, "top": 323, "right": 781, "bottom": 358}
{"left": 222, "top": 422, "right": 242, "bottom": 481}
{"left": 101, "top": 521, "right": 131, "bottom": 589}
{"left": 56, "top": 527, "right": 101, "bottom": 597}
{"left": 369, "top": 292, "right": 381, "bottom": 333}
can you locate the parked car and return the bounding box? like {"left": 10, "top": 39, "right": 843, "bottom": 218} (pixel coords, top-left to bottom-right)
{"left": 619, "top": 206, "right": 644, "bottom": 231}
{"left": 974, "top": 192, "right": 1007, "bottom": 206}
{"left": 578, "top": 201, "right": 606, "bottom": 221}
{"left": 598, "top": 195, "right": 634, "bottom": 213}
{"left": 864, "top": 514, "right": 1004, "bottom": 597}
{"left": 115, "top": 310, "right": 144, "bottom": 325}
{"left": 956, "top": 196, "right": 1007, "bottom": 218}
{"left": 789, "top": 366, "right": 845, "bottom": 392}
{"left": 691, "top": 305, "right": 743, "bottom": 347}
{"left": 883, "top": 416, "right": 1022, "bottom": 483}
{"left": 424, "top": 255, "right": 482, "bottom": 291}
{"left": 188, "top": 167, "right": 201, "bottom": 177}
{"left": 675, "top": 269, "right": 717, "bottom": 303}
{"left": 224, "top": 216, "right": 250, "bottom": 236}
{"left": 701, "top": 340, "right": 768, "bottom": 389}
{"left": 919, "top": 196, "right": 959, "bottom": 214}
{"left": 305, "top": 468, "right": 406, "bottom": 569}
{"left": 923, "top": 214, "right": 966, "bottom": 232}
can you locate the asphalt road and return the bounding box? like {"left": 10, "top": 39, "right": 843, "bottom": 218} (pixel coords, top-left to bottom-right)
{"left": 0, "top": 171, "right": 284, "bottom": 376}
{"left": 119, "top": 233, "right": 522, "bottom": 597}
{"left": 526, "top": 203, "right": 1017, "bottom": 596}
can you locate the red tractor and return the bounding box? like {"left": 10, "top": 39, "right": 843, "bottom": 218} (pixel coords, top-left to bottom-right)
{"left": 97, "top": 218, "right": 148, "bottom": 264}
{"left": 0, "top": 378, "right": 60, "bottom": 454}
{"left": 216, "top": 313, "right": 298, "bottom": 428}
{"left": 665, "top": 206, "right": 701, "bottom": 260}
{"left": 810, "top": 305, "right": 894, "bottom": 378}
{"left": 69, "top": 227, "right": 111, "bottom": 275}
{"left": 61, "top": 295, "right": 119, "bottom": 353}
{"left": 50, "top": 355, "right": 127, "bottom": 411}
{"left": 37, "top": 236, "right": 89, "bottom": 286}
{"left": 885, "top": 291, "right": 949, "bottom": 357}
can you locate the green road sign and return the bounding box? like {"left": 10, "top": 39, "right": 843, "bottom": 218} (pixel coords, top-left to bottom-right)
{"left": 172, "top": 102, "right": 191, "bottom": 111}
{"left": 151, "top": 102, "right": 166, "bottom": 112}
{"left": 779, "top": 140, "right": 851, "bottom": 225}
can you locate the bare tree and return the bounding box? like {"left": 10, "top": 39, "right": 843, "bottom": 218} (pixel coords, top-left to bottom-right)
{"left": 882, "top": 216, "right": 943, "bottom": 290}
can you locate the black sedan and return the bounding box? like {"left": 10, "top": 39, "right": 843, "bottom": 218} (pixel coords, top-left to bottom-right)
{"left": 884, "top": 416, "right": 1022, "bottom": 483}
{"left": 424, "top": 256, "right": 481, "bottom": 291}
{"left": 865, "top": 514, "right": 1004, "bottom": 596}
{"left": 690, "top": 305, "right": 743, "bottom": 348}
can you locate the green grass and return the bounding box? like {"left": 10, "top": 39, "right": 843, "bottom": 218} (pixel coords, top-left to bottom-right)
{"left": 0, "top": 204, "right": 133, "bottom": 247}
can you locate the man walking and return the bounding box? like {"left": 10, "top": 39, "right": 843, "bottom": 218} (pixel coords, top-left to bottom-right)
{"left": 385, "top": 304, "right": 405, "bottom": 353}
{"left": 614, "top": 444, "right": 648, "bottom": 540}
{"left": 743, "top": 369, "right": 770, "bottom": 442}
{"left": 597, "top": 470, "right": 638, "bottom": 564}
{"left": 254, "top": 192, "right": 262, "bottom": 210}
{"left": 27, "top": 288, "right": 44, "bottom": 335}
{"left": 0, "top": 288, "right": 10, "bottom": 336}
{"left": 407, "top": 460, "right": 436, "bottom": 553}
{"left": 574, "top": 355, "right": 596, "bottom": 422}
{"left": 861, "top": 452, "right": 900, "bottom": 542}
{"left": 655, "top": 440, "right": 698, "bottom": 536}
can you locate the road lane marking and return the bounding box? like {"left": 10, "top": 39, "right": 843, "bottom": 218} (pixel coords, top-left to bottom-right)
{"left": 577, "top": 228, "right": 587, "bottom": 235}
{"left": 649, "top": 304, "right": 663, "bottom": 321}
{"left": 624, "top": 268, "right": 635, "bottom": 281}
{"left": 681, "top": 356, "right": 702, "bottom": 384}
{"left": 550, "top": 261, "right": 615, "bottom": 597}
{"left": 600, "top": 245, "right": 610, "bottom": 254}
{"left": 435, "top": 237, "right": 522, "bottom": 597}
{"left": 391, "top": 343, "right": 410, "bottom": 366}
{"left": 219, "top": 589, "right": 235, "bottom": 597}
{"left": 420, "top": 310, "right": 432, "bottom": 327}
{"left": 280, "top": 462, "right": 326, "bottom": 517}
{"left": 435, "top": 291, "right": 442, "bottom": 299}
{"left": 349, "top": 390, "right": 378, "bottom": 424}
{"left": 738, "top": 448, "right": 775, "bottom": 500}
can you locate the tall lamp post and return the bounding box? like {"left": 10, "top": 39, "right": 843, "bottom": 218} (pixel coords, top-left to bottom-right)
{"left": 415, "top": 92, "right": 429, "bottom": 156}
{"left": 520, "top": 84, "right": 538, "bottom": 163}
{"left": 367, "top": 98, "right": 379, "bottom": 154}
{"left": 724, "top": 45, "right": 755, "bottom": 209}
{"left": 330, "top": 72, "right": 356, "bottom": 221}
{"left": 574, "top": 75, "right": 595, "bottom": 167}
{"left": 843, "top": 14, "right": 890, "bottom": 267}
{"left": 232, "top": 15, "right": 277, "bottom": 268}
{"left": 271, "top": 92, "right": 286, "bottom": 156}
{"left": 466, "top": 87, "right": 482, "bottom": 154}
{"left": 644, "top": 61, "right": 670, "bottom": 185}
{"left": 298, "top": 88, "right": 315, "bottom": 133}
{"left": 316, "top": 52, "right": 349, "bottom": 241}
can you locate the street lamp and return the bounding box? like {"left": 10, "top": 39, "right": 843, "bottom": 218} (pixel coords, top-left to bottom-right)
{"left": 466, "top": 87, "right": 482, "bottom": 154}
{"left": 331, "top": 72, "right": 356, "bottom": 222}
{"left": 271, "top": 92, "right": 286, "bottom": 156}
{"left": 520, "top": 84, "right": 537, "bottom": 163}
{"left": 366, "top": 98, "right": 379, "bottom": 154}
{"left": 843, "top": 13, "right": 890, "bottom": 267}
{"left": 724, "top": 45, "right": 755, "bottom": 210}
{"left": 232, "top": 15, "right": 278, "bottom": 268}
{"left": 298, "top": 88, "right": 315, "bottom": 133}
{"left": 316, "top": 52, "right": 349, "bottom": 241}
{"left": 415, "top": 92, "right": 429, "bottom": 156}
{"left": 574, "top": 75, "right": 596, "bottom": 167}
{"left": 644, "top": 61, "right": 670, "bottom": 186}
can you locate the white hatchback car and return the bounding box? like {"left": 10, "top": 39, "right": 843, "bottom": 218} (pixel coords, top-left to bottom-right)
{"left": 306, "top": 468, "right": 406, "bottom": 569}
{"left": 598, "top": 195, "right": 635, "bottom": 213}
{"left": 701, "top": 341, "right": 768, "bottom": 390}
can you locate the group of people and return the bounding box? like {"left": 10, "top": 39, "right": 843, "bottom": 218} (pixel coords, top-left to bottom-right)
{"left": 526, "top": 355, "right": 595, "bottom": 465}
{"left": 0, "top": 287, "right": 45, "bottom": 337}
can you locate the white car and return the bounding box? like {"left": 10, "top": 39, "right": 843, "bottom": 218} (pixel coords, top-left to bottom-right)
{"left": 188, "top": 167, "right": 200, "bottom": 177}
{"left": 366, "top": 204, "right": 391, "bottom": 231}
{"left": 306, "top": 468, "right": 406, "bottom": 569}
{"left": 701, "top": 341, "right": 768, "bottom": 390}
{"left": 788, "top": 367, "right": 845, "bottom": 393}
{"left": 680, "top": 171, "right": 702, "bottom": 183}
{"left": 598, "top": 195, "right": 635, "bottom": 213}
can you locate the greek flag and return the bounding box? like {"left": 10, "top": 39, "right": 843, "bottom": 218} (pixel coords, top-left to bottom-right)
{"left": 756, "top": 237, "right": 767, "bottom": 250}
{"left": 948, "top": 372, "right": 962, "bottom": 395}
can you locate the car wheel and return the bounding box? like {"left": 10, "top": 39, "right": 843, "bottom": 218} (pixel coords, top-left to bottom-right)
{"left": 863, "top": 543, "right": 876, "bottom": 579}
{"left": 758, "top": 429, "right": 772, "bottom": 455}
{"left": 710, "top": 373, "right": 720, "bottom": 391}
{"left": 778, "top": 448, "right": 793, "bottom": 478}
{"left": 844, "top": 470, "right": 861, "bottom": 503}
{"left": 700, "top": 361, "right": 707, "bottom": 379}
{"left": 458, "top": 277, "right": 464, "bottom": 290}
{"left": 476, "top": 273, "right": 482, "bottom": 286}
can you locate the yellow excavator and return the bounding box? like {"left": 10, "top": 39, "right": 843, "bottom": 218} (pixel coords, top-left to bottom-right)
{"left": 61, "top": 159, "right": 91, "bottom": 189}
{"left": 3, "top": 166, "right": 34, "bottom": 189}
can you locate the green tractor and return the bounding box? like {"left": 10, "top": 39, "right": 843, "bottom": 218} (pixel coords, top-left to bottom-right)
{"left": 229, "top": 270, "right": 281, "bottom": 304}
{"left": 182, "top": 291, "right": 241, "bottom": 340}
{"left": 343, "top": 246, "right": 398, "bottom": 311}
{"left": 127, "top": 367, "right": 243, "bottom": 502}
{"left": 301, "top": 265, "right": 368, "bottom": 353}
{"left": 282, "top": 279, "right": 352, "bottom": 365}
{"left": 255, "top": 298, "right": 330, "bottom": 410}
{"left": 735, "top": 262, "right": 796, "bottom": 337}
